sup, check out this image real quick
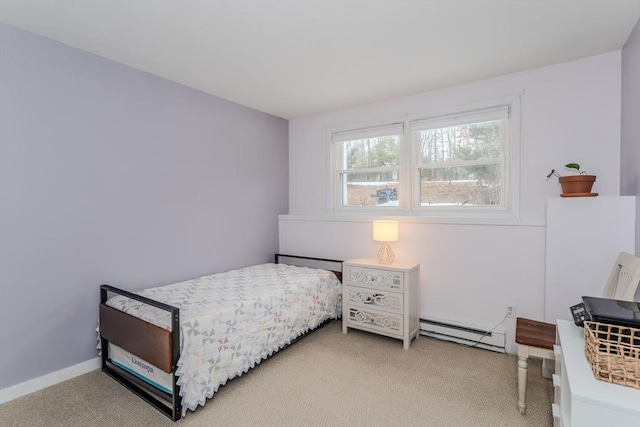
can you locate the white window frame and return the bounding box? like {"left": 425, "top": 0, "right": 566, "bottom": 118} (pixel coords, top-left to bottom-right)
{"left": 331, "top": 123, "right": 406, "bottom": 212}
{"left": 411, "top": 104, "right": 511, "bottom": 214}
{"left": 328, "top": 96, "right": 520, "bottom": 220}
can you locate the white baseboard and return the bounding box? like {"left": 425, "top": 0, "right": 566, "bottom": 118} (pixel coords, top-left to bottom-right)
{"left": 0, "top": 357, "right": 101, "bottom": 404}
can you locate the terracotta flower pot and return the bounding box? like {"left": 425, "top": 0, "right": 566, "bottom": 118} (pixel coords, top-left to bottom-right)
{"left": 559, "top": 175, "right": 597, "bottom": 197}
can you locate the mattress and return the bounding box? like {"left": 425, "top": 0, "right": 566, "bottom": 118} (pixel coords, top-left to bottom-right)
{"left": 109, "top": 343, "right": 173, "bottom": 395}
{"left": 103, "top": 262, "right": 342, "bottom": 415}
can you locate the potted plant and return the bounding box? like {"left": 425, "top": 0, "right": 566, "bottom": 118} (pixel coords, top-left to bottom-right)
{"left": 546, "top": 163, "right": 597, "bottom": 197}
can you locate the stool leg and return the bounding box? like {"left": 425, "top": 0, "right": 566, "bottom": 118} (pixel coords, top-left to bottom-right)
{"left": 517, "top": 355, "right": 528, "bottom": 414}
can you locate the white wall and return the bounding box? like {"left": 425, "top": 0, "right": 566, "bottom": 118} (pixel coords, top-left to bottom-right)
{"left": 281, "top": 52, "right": 622, "bottom": 354}
{"left": 621, "top": 18, "right": 640, "bottom": 255}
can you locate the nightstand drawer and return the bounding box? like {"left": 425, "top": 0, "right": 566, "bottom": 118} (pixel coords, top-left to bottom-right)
{"left": 345, "top": 306, "right": 403, "bottom": 336}
{"left": 344, "top": 285, "right": 403, "bottom": 314}
{"left": 344, "top": 266, "right": 404, "bottom": 292}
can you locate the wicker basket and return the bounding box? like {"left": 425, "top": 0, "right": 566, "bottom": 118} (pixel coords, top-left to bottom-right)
{"left": 583, "top": 321, "right": 640, "bottom": 389}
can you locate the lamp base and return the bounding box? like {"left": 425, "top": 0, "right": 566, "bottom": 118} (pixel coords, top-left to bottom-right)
{"left": 377, "top": 242, "right": 395, "bottom": 264}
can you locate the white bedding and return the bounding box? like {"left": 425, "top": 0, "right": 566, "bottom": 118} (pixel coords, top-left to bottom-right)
{"left": 103, "top": 263, "right": 342, "bottom": 416}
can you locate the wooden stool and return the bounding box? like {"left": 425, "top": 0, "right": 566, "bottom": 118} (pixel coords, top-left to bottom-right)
{"left": 515, "top": 317, "right": 556, "bottom": 414}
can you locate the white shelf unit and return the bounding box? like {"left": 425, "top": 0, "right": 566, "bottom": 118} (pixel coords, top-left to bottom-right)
{"left": 553, "top": 320, "right": 640, "bottom": 427}
{"left": 544, "top": 196, "right": 636, "bottom": 324}
{"left": 342, "top": 259, "right": 420, "bottom": 349}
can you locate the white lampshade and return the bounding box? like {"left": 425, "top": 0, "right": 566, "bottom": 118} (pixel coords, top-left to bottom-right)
{"left": 373, "top": 220, "right": 398, "bottom": 242}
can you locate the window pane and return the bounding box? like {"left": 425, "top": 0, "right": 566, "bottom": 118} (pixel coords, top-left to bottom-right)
{"left": 415, "top": 120, "right": 502, "bottom": 164}
{"left": 340, "top": 172, "right": 399, "bottom": 207}
{"left": 340, "top": 135, "right": 400, "bottom": 169}
{"left": 419, "top": 165, "right": 501, "bottom": 206}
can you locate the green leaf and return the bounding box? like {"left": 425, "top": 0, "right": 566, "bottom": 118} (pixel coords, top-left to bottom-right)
{"left": 565, "top": 163, "right": 580, "bottom": 170}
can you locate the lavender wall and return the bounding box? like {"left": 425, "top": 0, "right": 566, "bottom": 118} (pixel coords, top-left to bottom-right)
{"left": 621, "top": 18, "right": 640, "bottom": 255}
{"left": 0, "top": 23, "right": 288, "bottom": 389}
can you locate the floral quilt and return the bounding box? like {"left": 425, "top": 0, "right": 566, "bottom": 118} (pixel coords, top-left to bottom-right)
{"left": 104, "top": 263, "right": 342, "bottom": 416}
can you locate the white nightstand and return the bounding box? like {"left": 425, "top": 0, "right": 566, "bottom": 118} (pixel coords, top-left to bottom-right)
{"left": 342, "top": 258, "right": 420, "bottom": 349}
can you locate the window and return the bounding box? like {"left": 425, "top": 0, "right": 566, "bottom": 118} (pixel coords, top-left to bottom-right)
{"left": 411, "top": 106, "right": 509, "bottom": 210}
{"left": 332, "top": 124, "right": 403, "bottom": 208}
{"left": 330, "top": 100, "right": 518, "bottom": 218}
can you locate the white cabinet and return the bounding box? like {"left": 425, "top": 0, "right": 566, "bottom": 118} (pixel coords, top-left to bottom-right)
{"left": 553, "top": 320, "right": 640, "bottom": 427}
{"left": 342, "top": 259, "right": 419, "bottom": 349}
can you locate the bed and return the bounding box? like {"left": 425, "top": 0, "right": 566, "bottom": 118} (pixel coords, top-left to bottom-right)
{"left": 98, "top": 254, "right": 343, "bottom": 421}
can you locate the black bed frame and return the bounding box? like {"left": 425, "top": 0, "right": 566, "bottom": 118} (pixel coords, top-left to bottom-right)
{"left": 100, "top": 285, "right": 182, "bottom": 420}
{"left": 99, "top": 254, "right": 343, "bottom": 421}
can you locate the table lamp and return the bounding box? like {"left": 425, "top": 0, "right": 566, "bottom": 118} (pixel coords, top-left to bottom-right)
{"left": 373, "top": 220, "right": 398, "bottom": 264}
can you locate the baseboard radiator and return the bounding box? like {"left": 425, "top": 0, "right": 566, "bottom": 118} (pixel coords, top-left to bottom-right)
{"left": 419, "top": 317, "right": 506, "bottom": 353}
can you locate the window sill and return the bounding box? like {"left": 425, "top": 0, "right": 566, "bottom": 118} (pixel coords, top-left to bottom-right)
{"left": 279, "top": 214, "right": 545, "bottom": 227}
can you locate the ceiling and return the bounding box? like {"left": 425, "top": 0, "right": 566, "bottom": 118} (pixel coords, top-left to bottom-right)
{"left": 1, "top": 1, "right": 638, "bottom": 119}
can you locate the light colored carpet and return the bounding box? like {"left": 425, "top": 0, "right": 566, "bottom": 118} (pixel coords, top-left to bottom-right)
{"left": 0, "top": 320, "right": 552, "bottom": 426}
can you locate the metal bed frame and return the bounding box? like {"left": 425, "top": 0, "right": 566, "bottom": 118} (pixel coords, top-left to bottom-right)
{"left": 100, "top": 285, "right": 182, "bottom": 420}
{"left": 99, "top": 254, "right": 342, "bottom": 421}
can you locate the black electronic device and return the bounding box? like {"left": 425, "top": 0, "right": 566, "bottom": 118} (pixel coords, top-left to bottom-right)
{"left": 581, "top": 296, "right": 640, "bottom": 328}
{"left": 570, "top": 297, "right": 640, "bottom": 328}
{"left": 570, "top": 302, "right": 588, "bottom": 327}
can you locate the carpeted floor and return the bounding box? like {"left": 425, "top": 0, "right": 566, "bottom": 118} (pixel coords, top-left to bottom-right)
{"left": 0, "top": 320, "right": 553, "bottom": 426}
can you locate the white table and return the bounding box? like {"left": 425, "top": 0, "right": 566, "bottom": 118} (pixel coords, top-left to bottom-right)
{"left": 553, "top": 319, "right": 640, "bottom": 427}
